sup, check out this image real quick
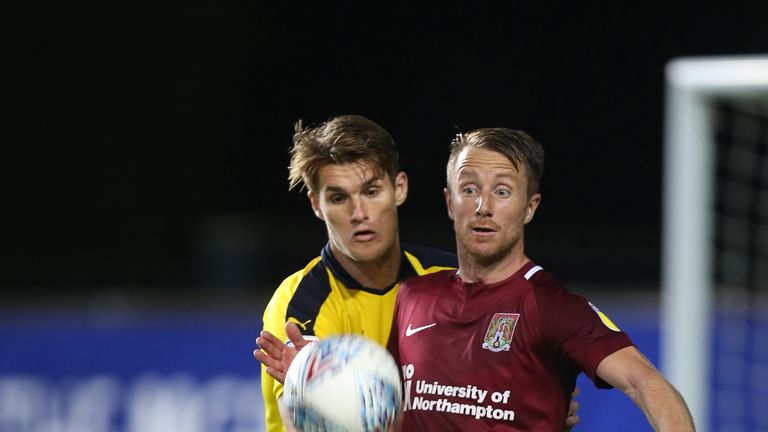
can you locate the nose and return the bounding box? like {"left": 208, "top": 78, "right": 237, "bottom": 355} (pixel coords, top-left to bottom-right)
{"left": 475, "top": 192, "right": 492, "bottom": 217}
{"left": 351, "top": 196, "right": 369, "bottom": 223}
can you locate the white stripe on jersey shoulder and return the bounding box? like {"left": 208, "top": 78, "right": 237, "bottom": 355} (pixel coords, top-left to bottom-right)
{"left": 524, "top": 265, "right": 543, "bottom": 280}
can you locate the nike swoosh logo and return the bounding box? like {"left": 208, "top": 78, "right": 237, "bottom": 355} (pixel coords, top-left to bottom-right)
{"left": 405, "top": 322, "right": 437, "bottom": 336}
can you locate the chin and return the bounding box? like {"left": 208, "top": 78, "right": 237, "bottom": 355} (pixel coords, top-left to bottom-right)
{"left": 349, "top": 243, "right": 389, "bottom": 263}
{"left": 471, "top": 249, "right": 502, "bottom": 262}
{"left": 462, "top": 241, "right": 507, "bottom": 262}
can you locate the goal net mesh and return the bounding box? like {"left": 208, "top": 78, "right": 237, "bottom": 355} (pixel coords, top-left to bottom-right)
{"left": 711, "top": 99, "right": 768, "bottom": 432}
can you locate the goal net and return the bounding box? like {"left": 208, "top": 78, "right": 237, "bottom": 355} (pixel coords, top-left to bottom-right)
{"left": 662, "top": 56, "right": 768, "bottom": 432}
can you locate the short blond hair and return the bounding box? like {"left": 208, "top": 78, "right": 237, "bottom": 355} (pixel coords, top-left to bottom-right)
{"left": 446, "top": 128, "right": 544, "bottom": 197}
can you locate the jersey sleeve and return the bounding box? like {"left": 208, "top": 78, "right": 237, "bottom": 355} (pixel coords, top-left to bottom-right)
{"left": 260, "top": 261, "right": 343, "bottom": 432}
{"left": 534, "top": 276, "right": 633, "bottom": 388}
{"left": 261, "top": 274, "right": 300, "bottom": 432}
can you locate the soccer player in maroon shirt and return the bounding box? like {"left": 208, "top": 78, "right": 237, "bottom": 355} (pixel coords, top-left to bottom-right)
{"left": 254, "top": 116, "right": 581, "bottom": 431}
{"left": 387, "top": 128, "right": 695, "bottom": 431}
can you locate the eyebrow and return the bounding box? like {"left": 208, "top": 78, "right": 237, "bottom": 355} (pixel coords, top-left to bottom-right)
{"left": 457, "top": 169, "right": 517, "bottom": 182}
{"left": 323, "top": 186, "right": 347, "bottom": 194}
{"left": 323, "top": 176, "right": 384, "bottom": 193}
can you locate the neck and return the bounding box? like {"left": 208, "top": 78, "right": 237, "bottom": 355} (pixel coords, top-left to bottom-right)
{"left": 330, "top": 242, "right": 402, "bottom": 290}
{"left": 455, "top": 241, "right": 529, "bottom": 285}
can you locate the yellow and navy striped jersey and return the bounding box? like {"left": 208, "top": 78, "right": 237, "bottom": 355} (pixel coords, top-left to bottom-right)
{"left": 260, "top": 242, "right": 456, "bottom": 432}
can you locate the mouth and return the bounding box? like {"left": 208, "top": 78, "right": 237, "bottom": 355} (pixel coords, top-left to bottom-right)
{"left": 471, "top": 226, "right": 497, "bottom": 233}
{"left": 353, "top": 229, "right": 377, "bottom": 241}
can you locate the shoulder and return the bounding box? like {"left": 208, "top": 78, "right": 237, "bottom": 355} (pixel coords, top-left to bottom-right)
{"left": 524, "top": 265, "right": 570, "bottom": 298}
{"left": 401, "top": 244, "right": 457, "bottom": 274}
{"left": 263, "top": 256, "right": 332, "bottom": 334}
{"left": 267, "top": 256, "right": 327, "bottom": 301}
{"left": 521, "top": 265, "right": 590, "bottom": 317}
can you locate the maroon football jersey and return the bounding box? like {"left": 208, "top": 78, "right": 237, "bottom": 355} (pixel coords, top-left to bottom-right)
{"left": 388, "top": 261, "right": 633, "bottom": 431}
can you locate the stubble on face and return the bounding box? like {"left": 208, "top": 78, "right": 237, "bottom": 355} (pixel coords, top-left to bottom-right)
{"left": 447, "top": 147, "right": 539, "bottom": 275}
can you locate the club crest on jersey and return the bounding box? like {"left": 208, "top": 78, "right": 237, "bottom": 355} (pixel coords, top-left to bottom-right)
{"left": 482, "top": 313, "right": 520, "bottom": 352}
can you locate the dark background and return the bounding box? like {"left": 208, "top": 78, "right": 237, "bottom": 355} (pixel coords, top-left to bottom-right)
{"left": 5, "top": 3, "right": 768, "bottom": 301}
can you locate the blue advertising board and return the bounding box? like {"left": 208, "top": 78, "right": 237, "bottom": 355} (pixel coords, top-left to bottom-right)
{"left": 1, "top": 304, "right": 763, "bottom": 431}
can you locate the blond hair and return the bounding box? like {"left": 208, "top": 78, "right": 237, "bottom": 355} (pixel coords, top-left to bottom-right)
{"left": 446, "top": 128, "right": 544, "bottom": 197}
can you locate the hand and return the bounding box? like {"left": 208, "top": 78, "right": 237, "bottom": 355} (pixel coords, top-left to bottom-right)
{"left": 563, "top": 387, "right": 580, "bottom": 431}
{"left": 254, "top": 322, "right": 312, "bottom": 383}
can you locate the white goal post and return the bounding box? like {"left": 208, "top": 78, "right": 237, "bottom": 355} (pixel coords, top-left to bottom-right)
{"left": 662, "top": 55, "right": 768, "bottom": 432}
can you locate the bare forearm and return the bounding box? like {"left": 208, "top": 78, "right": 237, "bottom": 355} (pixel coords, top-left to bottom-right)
{"left": 630, "top": 371, "right": 695, "bottom": 431}
{"left": 597, "top": 347, "right": 695, "bottom": 431}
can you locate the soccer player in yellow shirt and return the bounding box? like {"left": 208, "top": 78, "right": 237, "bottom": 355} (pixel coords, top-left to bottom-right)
{"left": 255, "top": 115, "right": 580, "bottom": 431}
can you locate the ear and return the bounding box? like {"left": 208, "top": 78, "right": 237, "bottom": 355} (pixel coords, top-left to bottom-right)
{"left": 444, "top": 187, "right": 454, "bottom": 220}
{"left": 307, "top": 190, "right": 325, "bottom": 220}
{"left": 524, "top": 193, "right": 541, "bottom": 224}
{"left": 394, "top": 171, "right": 409, "bottom": 206}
